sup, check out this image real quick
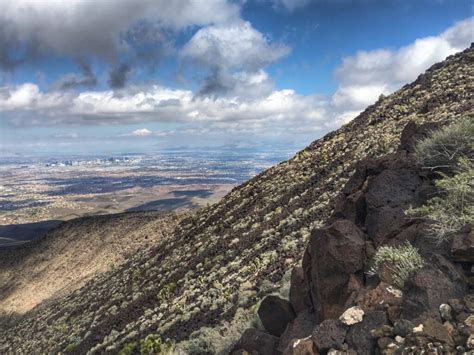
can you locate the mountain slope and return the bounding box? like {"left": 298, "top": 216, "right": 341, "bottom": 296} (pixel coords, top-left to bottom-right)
{"left": 0, "top": 45, "right": 472, "bottom": 354}
{"left": 0, "top": 211, "right": 181, "bottom": 315}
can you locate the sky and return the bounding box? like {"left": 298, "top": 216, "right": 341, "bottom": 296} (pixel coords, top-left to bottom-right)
{"left": 0, "top": 0, "right": 472, "bottom": 156}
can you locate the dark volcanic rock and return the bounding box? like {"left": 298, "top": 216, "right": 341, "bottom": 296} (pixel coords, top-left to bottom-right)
{"left": 346, "top": 311, "right": 388, "bottom": 355}
{"left": 282, "top": 337, "right": 318, "bottom": 355}
{"left": 422, "top": 317, "right": 454, "bottom": 346}
{"left": 365, "top": 169, "right": 422, "bottom": 245}
{"left": 290, "top": 266, "right": 311, "bottom": 314}
{"left": 398, "top": 121, "right": 442, "bottom": 154}
{"left": 303, "top": 219, "right": 366, "bottom": 321}
{"left": 258, "top": 295, "right": 296, "bottom": 337}
{"left": 451, "top": 227, "right": 474, "bottom": 262}
{"left": 311, "top": 319, "right": 347, "bottom": 352}
{"left": 278, "top": 310, "right": 316, "bottom": 353}
{"left": 401, "top": 255, "right": 466, "bottom": 320}
{"left": 232, "top": 328, "right": 278, "bottom": 355}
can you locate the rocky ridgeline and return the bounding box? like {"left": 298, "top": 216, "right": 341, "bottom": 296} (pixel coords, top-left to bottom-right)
{"left": 232, "top": 122, "right": 474, "bottom": 354}
{"left": 0, "top": 47, "right": 472, "bottom": 353}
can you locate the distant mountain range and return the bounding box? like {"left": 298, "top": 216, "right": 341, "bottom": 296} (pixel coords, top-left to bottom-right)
{"left": 0, "top": 45, "right": 472, "bottom": 353}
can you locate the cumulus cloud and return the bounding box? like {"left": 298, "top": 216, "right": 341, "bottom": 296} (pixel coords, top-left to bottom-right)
{"left": 0, "top": 17, "right": 472, "bottom": 138}
{"left": 331, "top": 17, "right": 473, "bottom": 122}
{"left": 0, "top": 0, "right": 239, "bottom": 69}
{"left": 181, "top": 21, "right": 290, "bottom": 96}
{"left": 0, "top": 83, "right": 326, "bottom": 135}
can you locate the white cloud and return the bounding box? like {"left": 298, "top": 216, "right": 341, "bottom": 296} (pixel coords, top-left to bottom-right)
{"left": 0, "top": 18, "right": 472, "bottom": 137}
{"left": 182, "top": 21, "right": 289, "bottom": 72}
{"left": 181, "top": 21, "right": 290, "bottom": 96}
{"left": 0, "top": 0, "right": 239, "bottom": 67}
{"left": 130, "top": 128, "right": 152, "bottom": 137}
{"left": 331, "top": 17, "right": 473, "bottom": 122}
{"left": 0, "top": 83, "right": 327, "bottom": 135}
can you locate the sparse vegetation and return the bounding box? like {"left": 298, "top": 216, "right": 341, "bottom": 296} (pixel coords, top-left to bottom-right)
{"left": 414, "top": 116, "right": 474, "bottom": 170}
{"left": 64, "top": 343, "right": 78, "bottom": 353}
{"left": 139, "top": 334, "right": 173, "bottom": 355}
{"left": 369, "top": 242, "right": 425, "bottom": 288}
{"left": 407, "top": 119, "right": 474, "bottom": 244}
{"left": 407, "top": 158, "right": 474, "bottom": 244}
{"left": 119, "top": 342, "right": 138, "bottom": 355}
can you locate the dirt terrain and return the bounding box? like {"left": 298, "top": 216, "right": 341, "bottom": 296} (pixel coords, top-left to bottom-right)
{"left": 0, "top": 211, "right": 182, "bottom": 314}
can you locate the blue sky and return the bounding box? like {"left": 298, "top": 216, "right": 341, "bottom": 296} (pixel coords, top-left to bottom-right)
{"left": 0, "top": 0, "right": 472, "bottom": 156}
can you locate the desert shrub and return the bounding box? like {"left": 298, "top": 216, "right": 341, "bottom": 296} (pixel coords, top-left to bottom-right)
{"left": 119, "top": 342, "right": 138, "bottom": 355}
{"left": 176, "top": 308, "right": 256, "bottom": 355}
{"left": 139, "top": 334, "right": 173, "bottom": 355}
{"left": 64, "top": 343, "right": 78, "bottom": 353}
{"left": 407, "top": 158, "right": 474, "bottom": 244}
{"left": 414, "top": 116, "right": 474, "bottom": 170}
{"left": 369, "top": 242, "right": 425, "bottom": 289}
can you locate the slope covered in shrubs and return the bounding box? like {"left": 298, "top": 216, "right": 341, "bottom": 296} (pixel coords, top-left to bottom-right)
{"left": 233, "top": 119, "right": 473, "bottom": 354}
{"left": 0, "top": 46, "right": 473, "bottom": 354}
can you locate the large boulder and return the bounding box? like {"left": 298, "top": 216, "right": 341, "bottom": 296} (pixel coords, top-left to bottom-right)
{"left": 364, "top": 169, "right": 423, "bottom": 246}
{"left": 289, "top": 266, "right": 311, "bottom": 314}
{"left": 282, "top": 337, "right": 319, "bottom": 355}
{"left": 278, "top": 310, "right": 316, "bottom": 353}
{"left": 258, "top": 295, "right": 296, "bottom": 337}
{"left": 398, "top": 121, "right": 442, "bottom": 154}
{"left": 303, "top": 220, "right": 366, "bottom": 321}
{"left": 231, "top": 328, "right": 278, "bottom": 355}
{"left": 401, "top": 254, "right": 466, "bottom": 321}
{"left": 451, "top": 227, "right": 474, "bottom": 262}
{"left": 345, "top": 311, "right": 388, "bottom": 355}
{"left": 311, "top": 319, "right": 347, "bottom": 352}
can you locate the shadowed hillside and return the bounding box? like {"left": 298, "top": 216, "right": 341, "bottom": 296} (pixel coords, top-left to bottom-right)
{"left": 0, "top": 212, "right": 181, "bottom": 315}
{"left": 0, "top": 45, "right": 472, "bottom": 354}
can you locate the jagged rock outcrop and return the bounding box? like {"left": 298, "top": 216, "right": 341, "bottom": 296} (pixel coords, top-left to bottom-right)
{"left": 303, "top": 220, "right": 366, "bottom": 321}
{"left": 234, "top": 119, "right": 474, "bottom": 354}
{"left": 1, "top": 45, "right": 472, "bottom": 354}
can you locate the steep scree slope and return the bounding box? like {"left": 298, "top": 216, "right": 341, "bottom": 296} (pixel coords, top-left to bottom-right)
{"left": 0, "top": 45, "right": 472, "bottom": 353}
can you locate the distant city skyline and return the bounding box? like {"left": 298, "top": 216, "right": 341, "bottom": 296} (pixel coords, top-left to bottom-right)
{"left": 0, "top": 0, "right": 472, "bottom": 155}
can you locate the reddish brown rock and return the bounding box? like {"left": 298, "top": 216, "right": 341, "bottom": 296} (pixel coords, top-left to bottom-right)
{"left": 258, "top": 295, "right": 296, "bottom": 337}
{"left": 451, "top": 227, "right": 474, "bottom": 262}
{"left": 290, "top": 266, "right": 311, "bottom": 314}
{"left": 312, "top": 319, "right": 347, "bottom": 352}
{"left": 422, "top": 318, "right": 454, "bottom": 346}
{"left": 346, "top": 311, "right": 388, "bottom": 355}
{"left": 282, "top": 337, "right": 319, "bottom": 355}
{"left": 303, "top": 219, "right": 366, "bottom": 321}
{"left": 232, "top": 328, "right": 278, "bottom": 355}
{"left": 401, "top": 255, "right": 466, "bottom": 321}
{"left": 278, "top": 310, "right": 316, "bottom": 353}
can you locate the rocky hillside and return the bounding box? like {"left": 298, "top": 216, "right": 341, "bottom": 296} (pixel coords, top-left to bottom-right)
{"left": 0, "top": 45, "right": 472, "bottom": 354}
{"left": 0, "top": 211, "right": 181, "bottom": 315}
{"left": 232, "top": 120, "right": 473, "bottom": 354}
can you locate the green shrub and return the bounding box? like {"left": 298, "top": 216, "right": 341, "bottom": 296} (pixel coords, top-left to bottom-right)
{"left": 139, "top": 334, "right": 173, "bottom": 355}
{"left": 64, "top": 343, "right": 78, "bottom": 353}
{"left": 369, "top": 242, "right": 425, "bottom": 289}
{"left": 119, "top": 342, "right": 138, "bottom": 355}
{"left": 407, "top": 158, "right": 474, "bottom": 244}
{"left": 414, "top": 116, "right": 474, "bottom": 170}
